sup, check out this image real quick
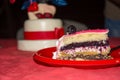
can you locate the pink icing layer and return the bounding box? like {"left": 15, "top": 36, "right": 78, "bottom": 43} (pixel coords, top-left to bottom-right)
{"left": 66, "top": 29, "right": 109, "bottom": 37}
{"left": 62, "top": 29, "right": 109, "bottom": 38}
{"left": 75, "top": 29, "right": 109, "bottom": 34}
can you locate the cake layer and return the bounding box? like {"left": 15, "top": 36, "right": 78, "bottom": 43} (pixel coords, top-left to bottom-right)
{"left": 54, "top": 45, "right": 111, "bottom": 60}
{"left": 24, "top": 19, "right": 63, "bottom": 31}
{"left": 60, "top": 40, "right": 109, "bottom": 51}
{"left": 58, "top": 46, "right": 110, "bottom": 55}
{"left": 17, "top": 40, "right": 57, "bottom": 51}
{"left": 57, "top": 29, "right": 109, "bottom": 49}
{"left": 53, "top": 53, "right": 112, "bottom": 60}
{"left": 28, "top": 3, "right": 56, "bottom": 20}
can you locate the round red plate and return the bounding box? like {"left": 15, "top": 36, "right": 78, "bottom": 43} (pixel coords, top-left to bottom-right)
{"left": 33, "top": 47, "right": 120, "bottom": 69}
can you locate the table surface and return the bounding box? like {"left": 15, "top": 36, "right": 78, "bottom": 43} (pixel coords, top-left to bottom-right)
{"left": 0, "top": 38, "right": 120, "bottom": 80}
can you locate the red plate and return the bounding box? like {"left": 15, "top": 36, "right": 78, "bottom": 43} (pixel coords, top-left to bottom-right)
{"left": 33, "top": 47, "right": 120, "bottom": 69}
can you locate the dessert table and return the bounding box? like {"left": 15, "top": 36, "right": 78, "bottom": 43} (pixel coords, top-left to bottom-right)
{"left": 0, "top": 38, "right": 120, "bottom": 80}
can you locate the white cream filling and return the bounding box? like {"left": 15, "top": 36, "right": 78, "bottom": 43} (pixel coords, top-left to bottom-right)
{"left": 52, "top": 46, "right": 110, "bottom": 59}
{"left": 63, "top": 46, "right": 110, "bottom": 54}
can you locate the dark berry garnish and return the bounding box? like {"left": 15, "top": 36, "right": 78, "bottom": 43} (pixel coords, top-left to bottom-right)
{"left": 35, "top": 13, "right": 44, "bottom": 18}
{"left": 67, "top": 25, "right": 76, "bottom": 34}
{"left": 44, "top": 13, "right": 53, "bottom": 18}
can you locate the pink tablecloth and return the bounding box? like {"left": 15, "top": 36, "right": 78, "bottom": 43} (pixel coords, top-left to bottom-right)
{"left": 0, "top": 38, "right": 120, "bottom": 80}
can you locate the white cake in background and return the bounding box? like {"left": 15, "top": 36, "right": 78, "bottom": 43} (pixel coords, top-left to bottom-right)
{"left": 24, "top": 19, "right": 62, "bottom": 32}
{"left": 18, "top": 19, "right": 63, "bottom": 51}
{"left": 17, "top": 3, "right": 64, "bottom": 51}
{"left": 18, "top": 40, "right": 57, "bottom": 51}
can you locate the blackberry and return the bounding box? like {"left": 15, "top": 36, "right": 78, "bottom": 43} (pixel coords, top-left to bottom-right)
{"left": 67, "top": 25, "right": 76, "bottom": 34}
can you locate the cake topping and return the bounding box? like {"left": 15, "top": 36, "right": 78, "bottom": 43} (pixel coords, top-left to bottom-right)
{"left": 10, "top": 0, "right": 67, "bottom": 20}
{"left": 35, "top": 13, "right": 44, "bottom": 18}
{"left": 67, "top": 25, "right": 77, "bottom": 34}
{"left": 27, "top": 0, "right": 67, "bottom": 19}
{"left": 27, "top": 2, "right": 38, "bottom": 12}
{"left": 75, "top": 29, "right": 109, "bottom": 34}
{"left": 44, "top": 13, "right": 53, "bottom": 18}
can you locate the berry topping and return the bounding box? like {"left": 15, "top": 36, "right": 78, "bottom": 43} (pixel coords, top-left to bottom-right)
{"left": 35, "top": 13, "right": 45, "bottom": 18}
{"left": 67, "top": 25, "right": 76, "bottom": 34}
{"left": 44, "top": 13, "right": 53, "bottom": 18}
{"left": 27, "top": 2, "right": 38, "bottom": 12}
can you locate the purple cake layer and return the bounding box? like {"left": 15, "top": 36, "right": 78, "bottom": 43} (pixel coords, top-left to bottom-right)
{"left": 60, "top": 40, "right": 109, "bottom": 51}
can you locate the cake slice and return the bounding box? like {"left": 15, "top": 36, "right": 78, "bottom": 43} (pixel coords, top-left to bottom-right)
{"left": 53, "top": 29, "right": 112, "bottom": 60}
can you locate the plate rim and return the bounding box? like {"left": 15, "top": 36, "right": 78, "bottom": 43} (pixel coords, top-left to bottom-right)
{"left": 33, "top": 47, "right": 120, "bottom": 69}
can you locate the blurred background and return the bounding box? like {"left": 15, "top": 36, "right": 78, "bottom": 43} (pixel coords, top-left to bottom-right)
{"left": 0, "top": 0, "right": 105, "bottom": 38}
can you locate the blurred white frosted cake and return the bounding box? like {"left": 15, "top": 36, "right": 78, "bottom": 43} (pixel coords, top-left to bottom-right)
{"left": 17, "top": 2, "right": 64, "bottom": 51}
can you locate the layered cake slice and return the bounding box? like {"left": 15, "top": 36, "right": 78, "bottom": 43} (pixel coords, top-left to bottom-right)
{"left": 53, "top": 27, "right": 112, "bottom": 60}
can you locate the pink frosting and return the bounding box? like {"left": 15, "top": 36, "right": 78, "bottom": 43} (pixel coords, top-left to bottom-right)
{"left": 75, "top": 29, "right": 109, "bottom": 34}
{"left": 62, "top": 29, "right": 109, "bottom": 38}
{"left": 66, "top": 29, "right": 109, "bottom": 36}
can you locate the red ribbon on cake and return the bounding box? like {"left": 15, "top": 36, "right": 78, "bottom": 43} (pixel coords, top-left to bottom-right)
{"left": 24, "top": 28, "right": 64, "bottom": 40}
